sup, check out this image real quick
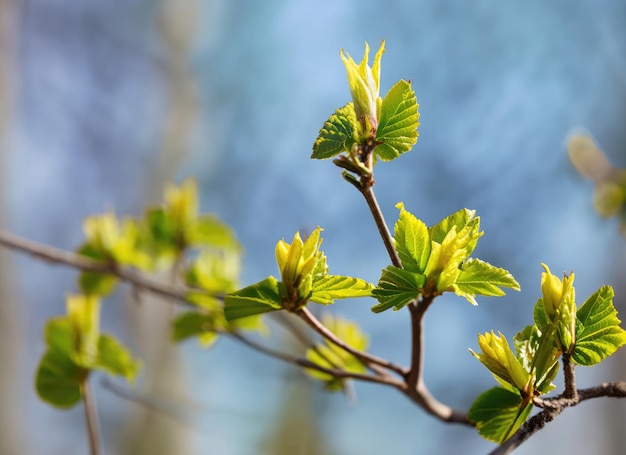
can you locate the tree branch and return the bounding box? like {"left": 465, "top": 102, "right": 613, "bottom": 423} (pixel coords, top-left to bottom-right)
{"left": 227, "top": 331, "right": 404, "bottom": 388}
{"left": 359, "top": 186, "right": 401, "bottom": 268}
{"left": 562, "top": 352, "right": 578, "bottom": 400}
{"left": 0, "top": 230, "right": 213, "bottom": 303}
{"left": 81, "top": 378, "right": 101, "bottom": 455}
{"left": 298, "top": 307, "right": 407, "bottom": 377}
{"left": 491, "top": 381, "right": 626, "bottom": 455}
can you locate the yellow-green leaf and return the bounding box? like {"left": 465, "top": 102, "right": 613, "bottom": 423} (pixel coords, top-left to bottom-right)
{"left": 372, "top": 266, "right": 426, "bottom": 313}
{"left": 35, "top": 350, "right": 84, "bottom": 409}
{"left": 94, "top": 334, "right": 141, "bottom": 382}
{"left": 310, "top": 275, "right": 374, "bottom": 305}
{"left": 375, "top": 80, "right": 419, "bottom": 161}
{"left": 224, "top": 276, "right": 282, "bottom": 321}
{"left": 393, "top": 202, "right": 431, "bottom": 273}
{"left": 573, "top": 286, "right": 626, "bottom": 366}
{"left": 312, "top": 104, "right": 358, "bottom": 159}
{"left": 468, "top": 387, "right": 532, "bottom": 443}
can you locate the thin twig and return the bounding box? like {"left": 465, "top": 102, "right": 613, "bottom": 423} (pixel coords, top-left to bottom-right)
{"left": 227, "top": 331, "right": 404, "bottom": 388}
{"left": 298, "top": 307, "right": 408, "bottom": 377}
{"left": 100, "top": 377, "right": 198, "bottom": 429}
{"left": 359, "top": 186, "right": 401, "bottom": 268}
{"left": 81, "top": 378, "right": 101, "bottom": 455}
{"left": 491, "top": 381, "right": 626, "bottom": 455}
{"left": 270, "top": 312, "right": 345, "bottom": 371}
{"left": 0, "top": 230, "right": 214, "bottom": 303}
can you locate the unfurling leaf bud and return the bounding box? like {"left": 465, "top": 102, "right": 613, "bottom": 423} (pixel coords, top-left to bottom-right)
{"left": 540, "top": 264, "right": 576, "bottom": 351}
{"left": 340, "top": 41, "right": 385, "bottom": 137}
{"left": 471, "top": 331, "right": 532, "bottom": 395}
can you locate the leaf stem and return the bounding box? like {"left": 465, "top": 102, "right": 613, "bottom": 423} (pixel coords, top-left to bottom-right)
{"left": 81, "top": 378, "right": 102, "bottom": 455}
{"left": 298, "top": 307, "right": 407, "bottom": 376}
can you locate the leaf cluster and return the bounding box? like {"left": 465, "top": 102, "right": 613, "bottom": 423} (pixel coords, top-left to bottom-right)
{"left": 224, "top": 227, "right": 374, "bottom": 321}
{"left": 469, "top": 275, "right": 626, "bottom": 443}
{"left": 36, "top": 295, "right": 140, "bottom": 408}
{"left": 372, "top": 203, "right": 519, "bottom": 312}
{"left": 37, "top": 179, "right": 246, "bottom": 408}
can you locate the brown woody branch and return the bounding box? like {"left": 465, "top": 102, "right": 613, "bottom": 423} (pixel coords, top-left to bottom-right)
{"left": 491, "top": 380, "right": 626, "bottom": 455}
{"left": 0, "top": 230, "right": 211, "bottom": 303}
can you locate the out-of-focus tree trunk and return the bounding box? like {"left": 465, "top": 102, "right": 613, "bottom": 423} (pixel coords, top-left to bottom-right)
{"left": 260, "top": 316, "right": 334, "bottom": 455}
{"left": 0, "top": 1, "right": 24, "bottom": 454}
{"left": 118, "top": 1, "right": 201, "bottom": 454}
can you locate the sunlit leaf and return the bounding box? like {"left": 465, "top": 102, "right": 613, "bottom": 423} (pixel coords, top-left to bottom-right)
{"left": 393, "top": 202, "right": 430, "bottom": 273}
{"left": 224, "top": 276, "right": 282, "bottom": 321}
{"left": 573, "top": 286, "right": 626, "bottom": 366}
{"left": 429, "top": 208, "right": 481, "bottom": 251}
{"left": 312, "top": 104, "right": 358, "bottom": 159}
{"left": 468, "top": 387, "right": 532, "bottom": 444}
{"left": 310, "top": 275, "right": 374, "bottom": 305}
{"left": 375, "top": 80, "right": 419, "bottom": 161}
{"left": 453, "top": 258, "right": 520, "bottom": 305}
{"left": 371, "top": 266, "right": 425, "bottom": 313}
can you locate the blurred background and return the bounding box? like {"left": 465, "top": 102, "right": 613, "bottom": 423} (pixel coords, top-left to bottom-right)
{"left": 1, "top": 0, "right": 625, "bottom": 454}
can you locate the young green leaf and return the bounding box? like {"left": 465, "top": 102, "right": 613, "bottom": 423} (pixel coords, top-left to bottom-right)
{"left": 94, "top": 334, "right": 141, "bottom": 382}
{"left": 310, "top": 275, "right": 374, "bottom": 305}
{"left": 513, "top": 324, "right": 560, "bottom": 394}
{"left": 468, "top": 387, "right": 532, "bottom": 444}
{"left": 371, "top": 266, "right": 426, "bottom": 313}
{"left": 224, "top": 276, "right": 282, "bottom": 321}
{"left": 572, "top": 286, "right": 626, "bottom": 366}
{"left": 393, "top": 202, "right": 431, "bottom": 273}
{"left": 78, "top": 271, "right": 119, "bottom": 297}
{"left": 533, "top": 298, "right": 549, "bottom": 331}
{"left": 45, "top": 318, "right": 74, "bottom": 356}
{"left": 470, "top": 331, "right": 533, "bottom": 393}
{"left": 312, "top": 104, "right": 358, "bottom": 159}
{"left": 453, "top": 258, "right": 520, "bottom": 305}
{"left": 429, "top": 208, "right": 481, "bottom": 251}
{"left": 35, "top": 350, "right": 84, "bottom": 409}
{"left": 187, "top": 214, "right": 242, "bottom": 250}
{"left": 375, "top": 80, "right": 419, "bottom": 161}
{"left": 82, "top": 212, "right": 149, "bottom": 268}
{"left": 66, "top": 294, "right": 101, "bottom": 368}
{"left": 172, "top": 311, "right": 218, "bottom": 344}
{"left": 185, "top": 248, "right": 241, "bottom": 295}
{"left": 144, "top": 207, "right": 179, "bottom": 257}
{"left": 76, "top": 243, "right": 121, "bottom": 297}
